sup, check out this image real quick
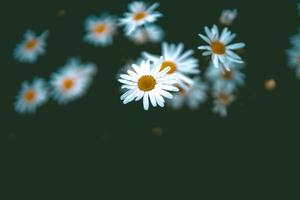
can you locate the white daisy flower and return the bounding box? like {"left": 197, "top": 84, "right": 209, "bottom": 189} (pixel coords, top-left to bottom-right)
{"left": 286, "top": 48, "right": 300, "bottom": 78}
{"left": 118, "top": 59, "right": 179, "bottom": 110}
{"left": 205, "top": 61, "right": 245, "bottom": 92}
{"left": 50, "top": 58, "right": 97, "bottom": 104}
{"left": 15, "top": 78, "right": 48, "bottom": 114}
{"left": 84, "top": 14, "right": 117, "bottom": 47}
{"left": 212, "top": 88, "right": 235, "bottom": 117}
{"left": 128, "top": 24, "right": 164, "bottom": 45}
{"left": 219, "top": 9, "right": 238, "bottom": 26}
{"left": 119, "top": 1, "right": 162, "bottom": 35}
{"left": 169, "top": 77, "right": 207, "bottom": 110}
{"left": 198, "top": 25, "right": 245, "bottom": 68}
{"left": 143, "top": 42, "right": 200, "bottom": 89}
{"left": 13, "top": 30, "right": 49, "bottom": 64}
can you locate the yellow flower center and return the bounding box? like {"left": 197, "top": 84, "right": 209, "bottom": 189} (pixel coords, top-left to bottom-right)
{"left": 160, "top": 61, "right": 177, "bottom": 74}
{"left": 138, "top": 75, "right": 156, "bottom": 91}
{"left": 93, "top": 24, "right": 107, "bottom": 34}
{"left": 133, "top": 12, "right": 146, "bottom": 21}
{"left": 25, "top": 39, "right": 38, "bottom": 50}
{"left": 211, "top": 41, "right": 226, "bottom": 55}
{"left": 61, "top": 78, "right": 75, "bottom": 91}
{"left": 222, "top": 69, "right": 233, "bottom": 80}
{"left": 217, "top": 93, "right": 230, "bottom": 105}
{"left": 23, "top": 90, "right": 36, "bottom": 103}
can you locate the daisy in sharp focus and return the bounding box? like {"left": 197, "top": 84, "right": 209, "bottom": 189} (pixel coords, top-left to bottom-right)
{"left": 13, "top": 30, "right": 49, "bottom": 64}
{"left": 205, "top": 61, "right": 245, "bottom": 92}
{"left": 118, "top": 59, "right": 179, "bottom": 110}
{"left": 15, "top": 78, "right": 48, "bottom": 114}
{"left": 84, "top": 14, "right": 117, "bottom": 47}
{"left": 212, "top": 87, "right": 235, "bottom": 117}
{"left": 169, "top": 77, "right": 207, "bottom": 110}
{"left": 119, "top": 1, "right": 162, "bottom": 35}
{"left": 143, "top": 42, "right": 200, "bottom": 89}
{"left": 50, "top": 58, "right": 97, "bottom": 104}
{"left": 128, "top": 24, "right": 164, "bottom": 45}
{"left": 286, "top": 48, "right": 300, "bottom": 78}
{"left": 219, "top": 9, "right": 238, "bottom": 26}
{"left": 198, "top": 25, "right": 245, "bottom": 69}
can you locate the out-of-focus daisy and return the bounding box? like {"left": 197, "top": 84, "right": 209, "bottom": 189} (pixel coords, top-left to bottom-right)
{"left": 219, "top": 9, "right": 238, "bottom": 26}
{"left": 143, "top": 43, "right": 200, "bottom": 88}
{"left": 50, "top": 58, "right": 97, "bottom": 104}
{"left": 13, "top": 30, "right": 49, "bottom": 64}
{"left": 128, "top": 24, "right": 164, "bottom": 45}
{"left": 286, "top": 48, "right": 300, "bottom": 78}
{"left": 118, "top": 59, "right": 179, "bottom": 110}
{"left": 288, "top": 30, "right": 300, "bottom": 49}
{"left": 205, "top": 61, "right": 245, "bottom": 92}
{"left": 198, "top": 25, "right": 245, "bottom": 68}
{"left": 15, "top": 78, "right": 48, "bottom": 114}
{"left": 84, "top": 14, "right": 117, "bottom": 47}
{"left": 212, "top": 88, "right": 235, "bottom": 117}
{"left": 169, "top": 77, "right": 207, "bottom": 110}
{"left": 119, "top": 1, "right": 162, "bottom": 35}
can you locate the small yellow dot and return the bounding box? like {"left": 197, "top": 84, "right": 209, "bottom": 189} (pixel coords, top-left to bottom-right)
{"left": 264, "top": 79, "right": 276, "bottom": 91}
{"left": 57, "top": 9, "right": 66, "bottom": 17}
{"left": 152, "top": 127, "right": 163, "bottom": 137}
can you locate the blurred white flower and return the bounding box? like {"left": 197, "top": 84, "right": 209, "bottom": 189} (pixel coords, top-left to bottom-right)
{"left": 169, "top": 77, "right": 207, "bottom": 110}
{"left": 286, "top": 48, "right": 300, "bottom": 78}
{"left": 15, "top": 78, "right": 48, "bottom": 114}
{"left": 14, "top": 30, "right": 49, "bottom": 63}
{"left": 212, "top": 87, "right": 235, "bottom": 117}
{"left": 205, "top": 61, "right": 245, "bottom": 92}
{"left": 219, "top": 9, "right": 238, "bottom": 26}
{"left": 84, "top": 14, "right": 117, "bottom": 47}
{"left": 128, "top": 24, "right": 164, "bottom": 44}
{"left": 50, "top": 58, "right": 97, "bottom": 104}
{"left": 119, "top": 1, "right": 162, "bottom": 35}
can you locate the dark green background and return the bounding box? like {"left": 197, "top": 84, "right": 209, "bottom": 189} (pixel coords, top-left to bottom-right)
{"left": 1, "top": 0, "right": 299, "bottom": 151}
{"left": 1, "top": 1, "right": 299, "bottom": 197}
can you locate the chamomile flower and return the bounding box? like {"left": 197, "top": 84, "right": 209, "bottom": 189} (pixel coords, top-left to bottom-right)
{"left": 212, "top": 88, "right": 235, "bottom": 117}
{"left": 169, "top": 77, "right": 207, "bottom": 110}
{"left": 119, "top": 1, "right": 162, "bottom": 35}
{"left": 219, "top": 9, "right": 238, "bottom": 26}
{"left": 143, "top": 43, "right": 200, "bottom": 88}
{"left": 50, "top": 58, "right": 97, "bottom": 104}
{"left": 84, "top": 14, "right": 117, "bottom": 47}
{"left": 198, "top": 25, "right": 245, "bottom": 68}
{"left": 205, "top": 61, "right": 245, "bottom": 92}
{"left": 13, "top": 30, "right": 49, "bottom": 64}
{"left": 14, "top": 78, "right": 48, "bottom": 114}
{"left": 127, "top": 24, "right": 164, "bottom": 45}
{"left": 286, "top": 48, "right": 300, "bottom": 78}
{"left": 118, "top": 59, "right": 179, "bottom": 110}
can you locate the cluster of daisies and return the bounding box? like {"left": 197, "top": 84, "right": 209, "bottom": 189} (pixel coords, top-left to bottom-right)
{"left": 15, "top": 58, "right": 97, "bottom": 114}
{"left": 286, "top": 5, "right": 300, "bottom": 79}
{"left": 118, "top": 5, "right": 246, "bottom": 117}
{"left": 84, "top": 1, "right": 164, "bottom": 46}
{"left": 13, "top": 1, "right": 166, "bottom": 114}
{"left": 13, "top": 1, "right": 246, "bottom": 118}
